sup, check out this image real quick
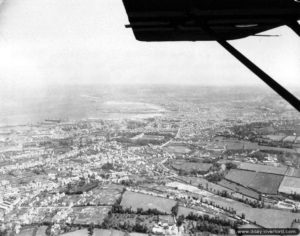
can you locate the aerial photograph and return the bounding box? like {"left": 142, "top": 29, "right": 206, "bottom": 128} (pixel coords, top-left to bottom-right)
{"left": 0, "top": 0, "right": 300, "bottom": 236}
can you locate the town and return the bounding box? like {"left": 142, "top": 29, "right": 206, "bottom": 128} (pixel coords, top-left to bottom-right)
{"left": 1, "top": 87, "right": 300, "bottom": 236}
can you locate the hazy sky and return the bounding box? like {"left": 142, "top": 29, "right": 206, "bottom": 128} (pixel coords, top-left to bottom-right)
{"left": 0, "top": 0, "right": 299, "bottom": 91}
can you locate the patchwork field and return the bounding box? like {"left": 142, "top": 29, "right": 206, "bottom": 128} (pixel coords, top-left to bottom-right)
{"left": 278, "top": 176, "right": 300, "bottom": 195}
{"left": 238, "top": 163, "right": 287, "bottom": 175}
{"left": 120, "top": 191, "right": 176, "bottom": 214}
{"left": 225, "top": 169, "right": 256, "bottom": 187}
{"left": 223, "top": 163, "right": 300, "bottom": 196}
{"left": 248, "top": 173, "right": 283, "bottom": 195}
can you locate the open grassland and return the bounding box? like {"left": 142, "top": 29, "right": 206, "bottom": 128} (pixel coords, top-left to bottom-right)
{"left": 120, "top": 191, "right": 176, "bottom": 214}
{"left": 248, "top": 173, "right": 283, "bottom": 195}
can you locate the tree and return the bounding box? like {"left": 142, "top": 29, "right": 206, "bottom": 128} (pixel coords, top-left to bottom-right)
{"left": 225, "top": 162, "right": 237, "bottom": 170}
{"left": 137, "top": 208, "right": 143, "bottom": 215}
{"left": 171, "top": 202, "right": 179, "bottom": 217}
{"left": 45, "top": 225, "right": 52, "bottom": 236}
{"left": 176, "top": 215, "right": 185, "bottom": 227}
{"left": 88, "top": 223, "right": 94, "bottom": 236}
{"left": 102, "top": 216, "right": 112, "bottom": 229}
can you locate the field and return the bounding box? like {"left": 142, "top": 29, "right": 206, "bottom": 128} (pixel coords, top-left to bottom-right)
{"left": 103, "top": 213, "right": 159, "bottom": 233}
{"left": 60, "top": 182, "right": 98, "bottom": 194}
{"left": 93, "top": 229, "right": 148, "bottom": 236}
{"left": 283, "top": 136, "right": 296, "bottom": 142}
{"left": 165, "top": 145, "right": 191, "bottom": 154}
{"left": 178, "top": 206, "right": 215, "bottom": 217}
{"left": 120, "top": 191, "right": 176, "bottom": 214}
{"left": 141, "top": 134, "right": 165, "bottom": 141}
{"left": 248, "top": 173, "right": 283, "bottom": 195}
{"left": 218, "top": 179, "right": 260, "bottom": 200}
{"left": 238, "top": 162, "right": 287, "bottom": 175}
{"left": 243, "top": 142, "right": 259, "bottom": 150}
{"left": 18, "top": 226, "right": 147, "bottom": 236}
{"left": 264, "top": 135, "right": 285, "bottom": 142}
{"left": 61, "top": 229, "right": 88, "bottom": 236}
{"left": 225, "top": 142, "right": 244, "bottom": 150}
{"left": 258, "top": 146, "right": 297, "bottom": 154}
{"left": 225, "top": 169, "right": 256, "bottom": 187}
{"left": 35, "top": 226, "right": 47, "bottom": 236}
{"left": 25, "top": 184, "right": 123, "bottom": 208}
{"left": 131, "top": 133, "right": 166, "bottom": 145}
{"left": 87, "top": 184, "right": 124, "bottom": 205}
{"left": 214, "top": 136, "right": 298, "bottom": 153}
{"left": 205, "top": 195, "right": 300, "bottom": 228}
{"left": 169, "top": 176, "right": 235, "bottom": 196}
{"left": 214, "top": 138, "right": 259, "bottom": 151}
{"left": 285, "top": 167, "right": 300, "bottom": 178}
{"left": 278, "top": 176, "right": 300, "bottom": 195}
{"left": 170, "top": 175, "right": 259, "bottom": 202}
{"left": 13, "top": 226, "right": 47, "bottom": 236}
{"left": 71, "top": 206, "right": 111, "bottom": 225}
{"left": 170, "top": 159, "right": 212, "bottom": 173}
{"left": 17, "top": 227, "right": 36, "bottom": 236}
{"left": 166, "top": 181, "right": 213, "bottom": 196}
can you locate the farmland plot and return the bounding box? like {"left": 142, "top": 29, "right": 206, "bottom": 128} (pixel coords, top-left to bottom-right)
{"left": 120, "top": 191, "right": 176, "bottom": 214}
{"left": 248, "top": 173, "right": 283, "bottom": 195}
{"left": 225, "top": 169, "right": 256, "bottom": 187}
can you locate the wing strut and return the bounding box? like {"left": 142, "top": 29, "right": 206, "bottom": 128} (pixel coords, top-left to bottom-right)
{"left": 288, "top": 21, "right": 300, "bottom": 37}
{"left": 203, "top": 26, "right": 300, "bottom": 112}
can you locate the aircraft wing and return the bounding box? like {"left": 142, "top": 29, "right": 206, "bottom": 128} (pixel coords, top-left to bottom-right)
{"left": 123, "top": 0, "right": 300, "bottom": 41}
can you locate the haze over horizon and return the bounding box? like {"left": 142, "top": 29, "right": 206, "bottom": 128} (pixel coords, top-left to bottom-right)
{"left": 0, "top": 0, "right": 299, "bottom": 93}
